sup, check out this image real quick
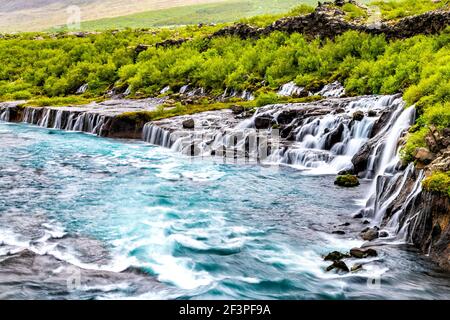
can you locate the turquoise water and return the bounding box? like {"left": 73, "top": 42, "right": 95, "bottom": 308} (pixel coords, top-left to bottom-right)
{"left": 1, "top": 122, "right": 449, "bottom": 299}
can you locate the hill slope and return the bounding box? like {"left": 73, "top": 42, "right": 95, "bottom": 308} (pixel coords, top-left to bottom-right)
{"left": 0, "top": 0, "right": 231, "bottom": 32}
{"left": 51, "top": 0, "right": 317, "bottom": 31}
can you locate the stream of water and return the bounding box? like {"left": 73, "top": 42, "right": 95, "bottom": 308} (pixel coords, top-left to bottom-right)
{"left": 1, "top": 122, "right": 449, "bottom": 299}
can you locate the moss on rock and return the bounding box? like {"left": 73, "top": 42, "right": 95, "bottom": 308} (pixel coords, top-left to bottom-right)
{"left": 334, "top": 174, "right": 360, "bottom": 187}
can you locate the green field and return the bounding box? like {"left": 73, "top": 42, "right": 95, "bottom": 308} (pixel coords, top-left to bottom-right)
{"left": 49, "top": 0, "right": 319, "bottom": 31}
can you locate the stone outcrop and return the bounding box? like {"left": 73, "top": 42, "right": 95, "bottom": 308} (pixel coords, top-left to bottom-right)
{"left": 209, "top": 4, "right": 450, "bottom": 42}
{"left": 135, "top": 3, "right": 450, "bottom": 54}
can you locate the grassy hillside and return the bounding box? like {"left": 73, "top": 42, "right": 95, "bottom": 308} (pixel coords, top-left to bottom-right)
{"left": 49, "top": 0, "right": 318, "bottom": 31}
{"left": 0, "top": 0, "right": 231, "bottom": 32}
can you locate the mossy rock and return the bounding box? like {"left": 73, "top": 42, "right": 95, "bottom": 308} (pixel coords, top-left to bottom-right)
{"left": 334, "top": 174, "right": 360, "bottom": 187}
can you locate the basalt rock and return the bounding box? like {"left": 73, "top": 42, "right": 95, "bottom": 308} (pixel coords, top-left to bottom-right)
{"left": 254, "top": 115, "right": 274, "bottom": 129}
{"left": 326, "top": 260, "right": 350, "bottom": 273}
{"left": 202, "top": 6, "right": 450, "bottom": 45}
{"left": 370, "top": 109, "right": 395, "bottom": 138}
{"left": 334, "top": 174, "right": 360, "bottom": 187}
{"left": 182, "top": 118, "right": 195, "bottom": 129}
{"left": 360, "top": 227, "right": 379, "bottom": 241}
{"left": 350, "top": 248, "right": 378, "bottom": 259}
{"left": 352, "top": 111, "right": 364, "bottom": 121}
{"left": 323, "top": 123, "right": 344, "bottom": 150}
{"left": 324, "top": 251, "right": 349, "bottom": 261}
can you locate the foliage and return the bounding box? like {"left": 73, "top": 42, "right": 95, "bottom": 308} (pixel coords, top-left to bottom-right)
{"left": 334, "top": 175, "right": 360, "bottom": 187}
{"left": 422, "top": 171, "right": 450, "bottom": 197}
{"left": 370, "top": 0, "right": 449, "bottom": 21}
{"left": 342, "top": 3, "right": 368, "bottom": 21}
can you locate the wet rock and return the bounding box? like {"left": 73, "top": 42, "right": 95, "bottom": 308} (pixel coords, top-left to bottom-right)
{"left": 368, "top": 110, "right": 377, "bottom": 117}
{"left": 338, "top": 168, "right": 354, "bottom": 176}
{"left": 353, "top": 211, "right": 363, "bottom": 219}
{"left": 370, "top": 109, "right": 395, "bottom": 138}
{"left": 324, "top": 251, "right": 349, "bottom": 261}
{"left": 350, "top": 248, "right": 378, "bottom": 259}
{"left": 339, "top": 222, "right": 350, "bottom": 227}
{"left": 360, "top": 227, "right": 379, "bottom": 241}
{"left": 324, "top": 123, "right": 344, "bottom": 150}
{"left": 352, "top": 111, "right": 365, "bottom": 121}
{"left": 334, "top": 174, "right": 360, "bottom": 187}
{"left": 351, "top": 264, "right": 363, "bottom": 272}
{"left": 254, "top": 115, "right": 273, "bottom": 129}
{"left": 182, "top": 118, "right": 195, "bottom": 129}
{"left": 351, "top": 140, "right": 373, "bottom": 175}
{"left": 332, "top": 230, "right": 346, "bottom": 235}
{"left": 326, "top": 260, "right": 349, "bottom": 273}
{"left": 363, "top": 220, "right": 370, "bottom": 225}
{"left": 379, "top": 231, "right": 389, "bottom": 238}
{"left": 231, "top": 105, "right": 245, "bottom": 115}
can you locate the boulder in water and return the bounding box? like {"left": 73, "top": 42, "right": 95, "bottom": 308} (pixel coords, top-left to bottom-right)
{"left": 350, "top": 248, "right": 378, "bottom": 259}
{"left": 360, "top": 227, "right": 379, "bottom": 241}
{"left": 326, "top": 260, "right": 349, "bottom": 273}
{"left": 351, "top": 264, "right": 363, "bottom": 272}
{"left": 352, "top": 111, "right": 365, "bottom": 121}
{"left": 334, "top": 174, "right": 360, "bottom": 187}
{"left": 182, "top": 118, "right": 195, "bottom": 129}
{"left": 324, "top": 251, "right": 349, "bottom": 261}
{"left": 254, "top": 115, "right": 273, "bottom": 129}
{"left": 323, "top": 123, "right": 344, "bottom": 150}
{"left": 379, "top": 231, "right": 389, "bottom": 238}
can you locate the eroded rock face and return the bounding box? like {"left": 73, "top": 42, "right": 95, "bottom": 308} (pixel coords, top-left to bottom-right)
{"left": 208, "top": 5, "right": 450, "bottom": 42}
{"left": 0, "top": 98, "right": 165, "bottom": 139}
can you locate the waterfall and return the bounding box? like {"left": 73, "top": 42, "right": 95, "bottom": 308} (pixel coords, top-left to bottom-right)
{"left": 265, "top": 96, "right": 404, "bottom": 174}
{"left": 179, "top": 85, "right": 190, "bottom": 94}
{"left": 241, "top": 90, "right": 255, "bottom": 101}
{"left": 357, "top": 105, "right": 421, "bottom": 240}
{"left": 18, "top": 107, "right": 107, "bottom": 136}
{"left": 0, "top": 108, "right": 10, "bottom": 121}
{"left": 76, "top": 84, "right": 88, "bottom": 94}
{"left": 142, "top": 123, "right": 172, "bottom": 148}
{"left": 160, "top": 86, "right": 170, "bottom": 94}
{"left": 278, "top": 82, "right": 304, "bottom": 97}
{"left": 316, "top": 81, "right": 345, "bottom": 98}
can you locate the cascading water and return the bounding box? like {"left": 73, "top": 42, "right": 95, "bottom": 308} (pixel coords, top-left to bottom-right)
{"left": 142, "top": 123, "right": 173, "bottom": 148}
{"left": 359, "top": 106, "right": 417, "bottom": 223}
{"left": 265, "top": 95, "right": 405, "bottom": 174}
{"left": 0, "top": 108, "right": 10, "bottom": 121}
{"left": 20, "top": 107, "right": 108, "bottom": 136}
{"left": 278, "top": 82, "right": 305, "bottom": 97}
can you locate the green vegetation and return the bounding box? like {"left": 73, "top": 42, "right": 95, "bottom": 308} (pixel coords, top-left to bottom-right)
{"left": 342, "top": 3, "right": 369, "bottom": 21}
{"left": 422, "top": 171, "right": 450, "bottom": 197}
{"left": 372, "top": 0, "right": 449, "bottom": 20}
{"left": 334, "top": 175, "right": 360, "bottom": 187}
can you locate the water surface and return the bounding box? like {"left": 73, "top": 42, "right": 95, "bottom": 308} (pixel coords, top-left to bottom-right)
{"left": 0, "top": 122, "right": 449, "bottom": 299}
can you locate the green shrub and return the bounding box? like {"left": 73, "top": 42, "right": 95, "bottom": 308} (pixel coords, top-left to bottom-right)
{"left": 334, "top": 175, "right": 360, "bottom": 187}
{"left": 370, "top": 0, "right": 449, "bottom": 21}
{"left": 255, "top": 92, "right": 280, "bottom": 107}
{"left": 342, "top": 3, "right": 368, "bottom": 21}
{"left": 422, "top": 172, "right": 450, "bottom": 197}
